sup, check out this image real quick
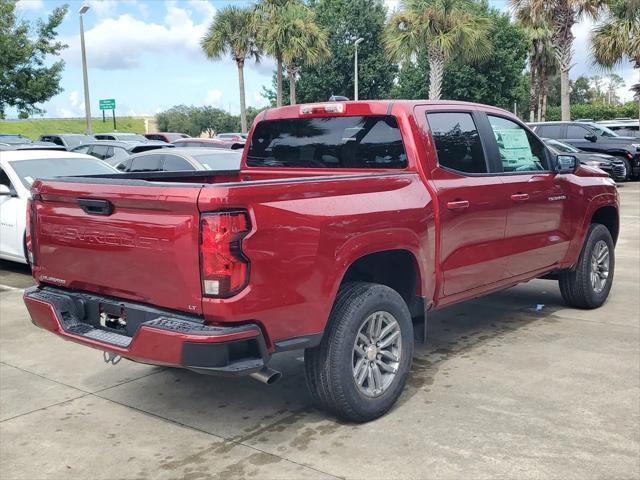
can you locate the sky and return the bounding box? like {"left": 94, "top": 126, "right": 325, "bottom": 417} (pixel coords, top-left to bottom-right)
{"left": 10, "top": 0, "right": 639, "bottom": 119}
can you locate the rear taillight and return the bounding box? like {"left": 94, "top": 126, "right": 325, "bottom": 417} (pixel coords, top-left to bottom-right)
{"left": 25, "top": 198, "right": 37, "bottom": 266}
{"left": 200, "top": 211, "right": 250, "bottom": 298}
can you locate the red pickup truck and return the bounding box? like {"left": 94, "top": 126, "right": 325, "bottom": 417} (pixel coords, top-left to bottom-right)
{"left": 24, "top": 101, "right": 619, "bottom": 422}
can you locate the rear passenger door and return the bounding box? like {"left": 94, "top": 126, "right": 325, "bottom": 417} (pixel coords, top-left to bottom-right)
{"left": 482, "top": 114, "right": 572, "bottom": 277}
{"left": 417, "top": 107, "right": 510, "bottom": 297}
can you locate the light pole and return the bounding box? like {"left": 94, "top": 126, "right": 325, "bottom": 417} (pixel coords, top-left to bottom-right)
{"left": 354, "top": 37, "right": 363, "bottom": 101}
{"left": 79, "top": 5, "right": 92, "bottom": 135}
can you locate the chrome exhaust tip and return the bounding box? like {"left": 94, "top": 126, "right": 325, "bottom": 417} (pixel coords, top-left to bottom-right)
{"left": 249, "top": 367, "right": 282, "bottom": 385}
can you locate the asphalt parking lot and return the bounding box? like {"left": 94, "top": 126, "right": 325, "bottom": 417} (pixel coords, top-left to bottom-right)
{"left": 1, "top": 184, "right": 638, "bottom": 480}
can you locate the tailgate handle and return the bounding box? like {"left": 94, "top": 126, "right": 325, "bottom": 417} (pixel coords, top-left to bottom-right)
{"left": 78, "top": 198, "right": 113, "bottom": 216}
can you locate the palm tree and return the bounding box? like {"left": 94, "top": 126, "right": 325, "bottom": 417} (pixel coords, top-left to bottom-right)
{"left": 516, "top": 4, "right": 556, "bottom": 122}
{"left": 384, "top": 0, "right": 492, "bottom": 100}
{"left": 511, "top": 0, "right": 605, "bottom": 121}
{"left": 591, "top": 0, "right": 640, "bottom": 69}
{"left": 202, "top": 6, "right": 260, "bottom": 133}
{"left": 279, "top": 3, "right": 329, "bottom": 105}
{"left": 254, "top": 0, "right": 298, "bottom": 108}
{"left": 591, "top": 0, "right": 640, "bottom": 119}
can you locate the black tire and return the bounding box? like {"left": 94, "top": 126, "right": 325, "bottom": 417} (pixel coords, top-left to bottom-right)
{"left": 304, "top": 282, "right": 414, "bottom": 422}
{"left": 559, "top": 224, "right": 615, "bottom": 309}
{"left": 621, "top": 157, "right": 632, "bottom": 181}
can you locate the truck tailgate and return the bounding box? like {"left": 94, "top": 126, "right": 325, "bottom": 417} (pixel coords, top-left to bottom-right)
{"left": 31, "top": 179, "right": 205, "bottom": 315}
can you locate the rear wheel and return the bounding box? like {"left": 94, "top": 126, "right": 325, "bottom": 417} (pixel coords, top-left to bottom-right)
{"left": 304, "top": 282, "right": 413, "bottom": 422}
{"left": 559, "top": 224, "right": 614, "bottom": 309}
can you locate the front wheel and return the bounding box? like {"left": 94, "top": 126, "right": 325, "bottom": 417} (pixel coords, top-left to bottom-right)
{"left": 304, "top": 282, "right": 414, "bottom": 422}
{"left": 559, "top": 223, "right": 615, "bottom": 309}
{"left": 620, "top": 157, "right": 632, "bottom": 181}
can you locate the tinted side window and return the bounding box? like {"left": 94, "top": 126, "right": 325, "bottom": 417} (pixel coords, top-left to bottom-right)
{"left": 0, "top": 168, "right": 13, "bottom": 189}
{"left": 73, "top": 145, "right": 91, "bottom": 154}
{"left": 112, "top": 147, "right": 129, "bottom": 160}
{"left": 537, "top": 125, "right": 563, "bottom": 138}
{"left": 247, "top": 116, "right": 407, "bottom": 169}
{"left": 488, "top": 115, "right": 548, "bottom": 172}
{"left": 566, "top": 125, "right": 590, "bottom": 139}
{"left": 163, "top": 155, "right": 194, "bottom": 171}
{"left": 427, "top": 112, "right": 487, "bottom": 174}
{"left": 129, "top": 155, "right": 162, "bottom": 172}
{"left": 91, "top": 145, "right": 109, "bottom": 160}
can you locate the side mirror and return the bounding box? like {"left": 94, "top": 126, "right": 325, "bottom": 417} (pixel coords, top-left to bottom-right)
{"left": 0, "top": 184, "right": 14, "bottom": 196}
{"left": 555, "top": 155, "right": 578, "bottom": 174}
{"left": 584, "top": 133, "right": 597, "bottom": 142}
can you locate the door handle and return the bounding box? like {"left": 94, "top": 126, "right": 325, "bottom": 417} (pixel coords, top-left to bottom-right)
{"left": 78, "top": 198, "right": 113, "bottom": 216}
{"left": 447, "top": 200, "right": 470, "bottom": 211}
{"left": 510, "top": 193, "right": 530, "bottom": 202}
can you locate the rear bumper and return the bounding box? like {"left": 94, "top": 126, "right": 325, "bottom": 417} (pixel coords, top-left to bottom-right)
{"left": 23, "top": 287, "right": 270, "bottom": 375}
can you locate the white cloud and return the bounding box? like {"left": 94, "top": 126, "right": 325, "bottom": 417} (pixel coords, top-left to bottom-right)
{"left": 55, "top": 90, "right": 85, "bottom": 118}
{"left": 15, "top": 0, "right": 44, "bottom": 12}
{"left": 188, "top": 0, "right": 216, "bottom": 19}
{"left": 63, "top": 1, "right": 214, "bottom": 70}
{"left": 204, "top": 89, "right": 223, "bottom": 106}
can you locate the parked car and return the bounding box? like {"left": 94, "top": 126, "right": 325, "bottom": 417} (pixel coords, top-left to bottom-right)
{"left": 596, "top": 119, "right": 639, "bottom": 138}
{"left": 542, "top": 138, "right": 627, "bottom": 181}
{"left": 94, "top": 132, "right": 158, "bottom": 143}
{"left": 38, "top": 134, "right": 95, "bottom": 150}
{"left": 144, "top": 132, "right": 190, "bottom": 143}
{"left": 0, "top": 150, "right": 117, "bottom": 264}
{"left": 0, "top": 134, "right": 65, "bottom": 151}
{"left": 172, "top": 137, "right": 244, "bottom": 150}
{"left": 71, "top": 140, "right": 174, "bottom": 166}
{"left": 24, "top": 100, "right": 619, "bottom": 422}
{"left": 215, "top": 133, "right": 247, "bottom": 142}
{"left": 529, "top": 121, "right": 640, "bottom": 180}
{"left": 116, "top": 147, "right": 241, "bottom": 172}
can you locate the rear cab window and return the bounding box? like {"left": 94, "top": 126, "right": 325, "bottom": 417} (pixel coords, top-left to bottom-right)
{"left": 247, "top": 115, "right": 407, "bottom": 169}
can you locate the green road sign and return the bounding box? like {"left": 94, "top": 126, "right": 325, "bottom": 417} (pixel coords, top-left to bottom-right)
{"left": 99, "top": 99, "right": 116, "bottom": 110}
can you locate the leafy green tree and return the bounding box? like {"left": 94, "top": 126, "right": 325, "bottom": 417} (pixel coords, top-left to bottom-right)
{"left": 605, "top": 73, "right": 625, "bottom": 105}
{"left": 194, "top": 106, "right": 240, "bottom": 137}
{"left": 391, "top": 7, "right": 527, "bottom": 110}
{"left": 155, "top": 105, "right": 244, "bottom": 137}
{"left": 155, "top": 105, "right": 201, "bottom": 136}
{"left": 570, "top": 76, "right": 593, "bottom": 104}
{"left": 0, "top": 1, "right": 68, "bottom": 118}
{"left": 511, "top": 0, "right": 605, "bottom": 121}
{"left": 264, "top": 0, "right": 397, "bottom": 105}
{"left": 384, "top": 0, "right": 492, "bottom": 100}
{"left": 202, "top": 6, "right": 260, "bottom": 133}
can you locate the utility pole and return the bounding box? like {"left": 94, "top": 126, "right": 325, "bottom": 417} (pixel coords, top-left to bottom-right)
{"left": 79, "top": 5, "right": 92, "bottom": 135}
{"left": 354, "top": 38, "right": 363, "bottom": 101}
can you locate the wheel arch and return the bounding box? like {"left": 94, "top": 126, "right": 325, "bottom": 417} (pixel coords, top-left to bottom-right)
{"left": 591, "top": 205, "right": 619, "bottom": 245}
{"left": 337, "top": 249, "right": 424, "bottom": 317}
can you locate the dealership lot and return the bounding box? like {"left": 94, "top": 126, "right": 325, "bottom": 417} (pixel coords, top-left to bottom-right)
{"left": 0, "top": 184, "right": 638, "bottom": 479}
